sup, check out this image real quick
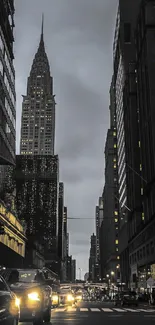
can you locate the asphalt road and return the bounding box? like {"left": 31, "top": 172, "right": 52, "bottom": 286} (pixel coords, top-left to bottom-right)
{"left": 20, "top": 301, "right": 155, "bottom": 325}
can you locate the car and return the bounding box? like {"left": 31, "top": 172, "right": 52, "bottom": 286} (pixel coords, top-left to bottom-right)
{"left": 59, "top": 286, "right": 75, "bottom": 306}
{"left": 1, "top": 268, "right": 52, "bottom": 325}
{"left": 114, "top": 291, "right": 138, "bottom": 307}
{"left": 0, "top": 274, "right": 19, "bottom": 325}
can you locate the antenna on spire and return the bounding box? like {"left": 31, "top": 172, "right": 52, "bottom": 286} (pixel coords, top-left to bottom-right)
{"left": 41, "top": 13, "right": 44, "bottom": 36}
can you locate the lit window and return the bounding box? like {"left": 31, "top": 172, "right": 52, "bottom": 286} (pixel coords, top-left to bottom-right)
{"left": 140, "top": 164, "right": 142, "bottom": 171}
{"left": 117, "top": 256, "right": 120, "bottom": 260}
{"left": 113, "top": 158, "right": 116, "bottom": 162}
{"left": 142, "top": 212, "right": 145, "bottom": 221}
{"left": 115, "top": 218, "right": 118, "bottom": 223}
{"left": 114, "top": 144, "right": 117, "bottom": 148}
{"left": 141, "top": 188, "right": 143, "bottom": 195}
{"left": 113, "top": 132, "right": 116, "bottom": 136}
{"left": 116, "top": 248, "right": 118, "bottom": 252}
{"left": 138, "top": 141, "right": 140, "bottom": 148}
{"left": 115, "top": 240, "right": 118, "bottom": 244}
{"left": 114, "top": 211, "right": 118, "bottom": 216}
{"left": 114, "top": 164, "right": 116, "bottom": 169}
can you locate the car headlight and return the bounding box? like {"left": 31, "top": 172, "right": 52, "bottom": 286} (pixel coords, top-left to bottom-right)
{"left": 67, "top": 294, "right": 74, "bottom": 301}
{"left": 77, "top": 295, "right": 82, "bottom": 300}
{"left": 52, "top": 295, "right": 59, "bottom": 302}
{"left": 15, "top": 297, "right": 20, "bottom": 307}
{"left": 28, "top": 292, "right": 40, "bottom": 301}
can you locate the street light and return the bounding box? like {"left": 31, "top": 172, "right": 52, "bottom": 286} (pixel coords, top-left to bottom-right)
{"left": 111, "top": 271, "right": 115, "bottom": 276}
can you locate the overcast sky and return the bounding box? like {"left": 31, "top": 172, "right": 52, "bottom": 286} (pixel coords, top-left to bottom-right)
{"left": 15, "top": 0, "right": 118, "bottom": 278}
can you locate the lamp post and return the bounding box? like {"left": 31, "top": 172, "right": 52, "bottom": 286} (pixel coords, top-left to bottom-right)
{"left": 106, "top": 274, "right": 110, "bottom": 294}
{"left": 111, "top": 271, "right": 115, "bottom": 299}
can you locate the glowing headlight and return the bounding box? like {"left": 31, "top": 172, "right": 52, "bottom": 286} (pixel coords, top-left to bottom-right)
{"left": 67, "top": 294, "right": 74, "bottom": 301}
{"left": 15, "top": 297, "right": 20, "bottom": 307}
{"left": 52, "top": 295, "right": 59, "bottom": 302}
{"left": 28, "top": 292, "right": 40, "bottom": 301}
{"left": 77, "top": 295, "right": 82, "bottom": 300}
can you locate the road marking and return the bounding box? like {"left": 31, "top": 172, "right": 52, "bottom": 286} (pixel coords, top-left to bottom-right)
{"left": 142, "top": 309, "right": 155, "bottom": 313}
{"left": 55, "top": 308, "right": 66, "bottom": 312}
{"left": 113, "top": 308, "right": 127, "bottom": 312}
{"left": 67, "top": 307, "right": 76, "bottom": 311}
{"left": 80, "top": 308, "right": 88, "bottom": 311}
{"left": 90, "top": 308, "right": 100, "bottom": 312}
{"left": 102, "top": 308, "right": 113, "bottom": 312}
{"left": 124, "top": 309, "right": 139, "bottom": 312}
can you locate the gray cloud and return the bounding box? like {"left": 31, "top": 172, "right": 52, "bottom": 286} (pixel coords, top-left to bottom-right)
{"left": 15, "top": 0, "right": 118, "bottom": 278}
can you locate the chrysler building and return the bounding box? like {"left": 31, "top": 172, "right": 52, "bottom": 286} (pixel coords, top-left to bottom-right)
{"left": 20, "top": 18, "right": 55, "bottom": 155}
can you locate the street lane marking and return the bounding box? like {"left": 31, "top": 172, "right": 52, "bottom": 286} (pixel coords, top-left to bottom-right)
{"left": 67, "top": 307, "right": 76, "bottom": 311}
{"left": 113, "top": 308, "right": 127, "bottom": 312}
{"left": 102, "top": 308, "right": 113, "bottom": 312}
{"left": 80, "top": 308, "right": 88, "bottom": 311}
{"left": 54, "top": 308, "right": 66, "bottom": 312}
{"left": 90, "top": 308, "right": 100, "bottom": 312}
{"left": 124, "top": 309, "right": 139, "bottom": 312}
{"left": 142, "top": 309, "right": 155, "bottom": 312}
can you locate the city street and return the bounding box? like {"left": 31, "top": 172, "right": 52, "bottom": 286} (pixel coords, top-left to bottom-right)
{"left": 20, "top": 301, "right": 155, "bottom": 325}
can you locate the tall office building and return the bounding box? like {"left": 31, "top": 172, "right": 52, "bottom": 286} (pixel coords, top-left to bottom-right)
{"left": 128, "top": 0, "right": 155, "bottom": 289}
{"left": 113, "top": 0, "right": 141, "bottom": 284}
{"left": 15, "top": 155, "right": 59, "bottom": 255}
{"left": 20, "top": 18, "right": 55, "bottom": 155}
{"left": 71, "top": 259, "right": 76, "bottom": 282}
{"left": 96, "top": 197, "right": 104, "bottom": 265}
{"left": 89, "top": 233, "right": 96, "bottom": 281}
{"left": 58, "top": 182, "right": 64, "bottom": 260}
{"left": 0, "top": 0, "right": 16, "bottom": 165}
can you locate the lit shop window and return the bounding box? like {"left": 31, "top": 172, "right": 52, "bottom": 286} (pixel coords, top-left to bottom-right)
{"left": 115, "top": 240, "right": 118, "bottom": 245}
{"left": 140, "top": 164, "right": 142, "bottom": 171}
{"left": 142, "top": 212, "right": 145, "bottom": 221}
{"left": 114, "top": 144, "right": 117, "bottom": 148}
{"left": 114, "top": 211, "right": 118, "bottom": 216}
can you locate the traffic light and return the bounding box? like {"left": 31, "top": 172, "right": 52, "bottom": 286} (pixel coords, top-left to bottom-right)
{"left": 0, "top": 225, "right": 5, "bottom": 235}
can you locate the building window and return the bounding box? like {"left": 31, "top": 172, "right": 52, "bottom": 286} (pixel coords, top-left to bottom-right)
{"left": 113, "top": 131, "right": 116, "bottom": 136}
{"left": 114, "top": 211, "right": 118, "bottom": 216}
{"left": 114, "top": 164, "right": 116, "bottom": 169}
{"left": 115, "top": 218, "right": 118, "bottom": 223}
{"left": 113, "top": 158, "right": 117, "bottom": 162}
{"left": 114, "top": 144, "right": 117, "bottom": 148}
{"left": 142, "top": 212, "right": 145, "bottom": 221}
{"left": 115, "top": 239, "right": 118, "bottom": 245}
{"left": 140, "top": 164, "right": 142, "bottom": 171}
{"left": 124, "top": 23, "right": 131, "bottom": 43}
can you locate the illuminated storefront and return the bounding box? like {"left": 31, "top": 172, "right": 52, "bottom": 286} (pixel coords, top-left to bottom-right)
{"left": 0, "top": 201, "right": 26, "bottom": 267}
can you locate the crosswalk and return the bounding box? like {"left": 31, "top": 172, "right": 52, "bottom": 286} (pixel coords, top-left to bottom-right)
{"left": 53, "top": 307, "right": 155, "bottom": 313}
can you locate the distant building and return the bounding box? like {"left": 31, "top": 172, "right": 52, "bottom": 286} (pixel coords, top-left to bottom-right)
{"left": 89, "top": 233, "right": 96, "bottom": 281}
{"left": 20, "top": 18, "right": 55, "bottom": 156}
{"left": 71, "top": 259, "right": 76, "bottom": 282}
{"left": 84, "top": 272, "right": 89, "bottom": 282}
{"left": 58, "top": 182, "right": 64, "bottom": 260}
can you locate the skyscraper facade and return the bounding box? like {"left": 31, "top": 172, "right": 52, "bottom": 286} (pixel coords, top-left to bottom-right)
{"left": 15, "top": 154, "right": 59, "bottom": 255}
{"left": 113, "top": 0, "right": 141, "bottom": 284}
{"left": 89, "top": 233, "right": 96, "bottom": 281}
{"left": 58, "top": 182, "right": 64, "bottom": 260}
{"left": 20, "top": 19, "right": 55, "bottom": 156}
{"left": 0, "top": 0, "right": 16, "bottom": 166}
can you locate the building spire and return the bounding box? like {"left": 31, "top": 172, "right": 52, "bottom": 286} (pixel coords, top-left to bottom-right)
{"left": 41, "top": 13, "right": 44, "bottom": 41}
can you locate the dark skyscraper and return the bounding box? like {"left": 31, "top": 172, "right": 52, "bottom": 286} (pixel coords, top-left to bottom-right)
{"left": 89, "top": 233, "right": 96, "bottom": 281}
{"left": 113, "top": 0, "right": 141, "bottom": 285}
{"left": 20, "top": 17, "right": 55, "bottom": 156}
{"left": 15, "top": 155, "right": 59, "bottom": 255}
{"left": 58, "top": 182, "right": 64, "bottom": 260}
{"left": 0, "top": 0, "right": 16, "bottom": 166}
